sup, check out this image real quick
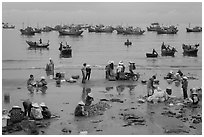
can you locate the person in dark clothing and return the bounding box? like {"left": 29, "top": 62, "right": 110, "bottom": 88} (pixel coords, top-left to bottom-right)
{"left": 74, "top": 101, "right": 87, "bottom": 116}
{"left": 85, "top": 65, "right": 91, "bottom": 80}
{"left": 177, "top": 69, "right": 183, "bottom": 77}
{"left": 22, "top": 99, "right": 32, "bottom": 117}
{"left": 182, "top": 76, "right": 188, "bottom": 99}
{"left": 27, "top": 74, "right": 35, "bottom": 86}
{"left": 147, "top": 75, "right": 156, "bottom": 97}
{"left": 40, "top": 102, "right": 51, "bottom": 119}
{"left": 59, "top": 42, "right": 63, "bottom": 51}
{"left": 39, "top": 38, "right": 42, "bottom": 44}
{"left": 9, "top": 106, "right": 24, "bottom": 124}
{"left": 85, "top": 93, "right": 94, "bottom": 106}
{"left": 81, "top": 63, "right": 87, "bottom": 83}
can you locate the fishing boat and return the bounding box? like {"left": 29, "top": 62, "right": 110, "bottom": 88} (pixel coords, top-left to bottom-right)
{"left": 59, "top": 29, "right": 83, "bottom": 36}
{"left": 115, "top": 26, "right": 125, "bottom": 34}
{"left": 157, "top": 25, "right": 178, "bottom": 34}
{"left": 2, "top": 23, "right": 15, "bottom": 29}
{"left": 147, "top": 23, "right": 161, "bottom": 31}
{"left": 124, "top": 40, "right": 132, "bottom": 46}
{"left": 20, "top": 27, "right": 35, "bottom": 35}
{"left": 146, "top": 53, "right": 158, "bottom": 58}
{"left": 88, "top": 26, "right": 96, "bottom": 32}
{"left": 123, "top": 27, "right": 145, "bottom": 35}
{"left": 186, "top": 26, "right": 202, "bottom": 32}
{"left": 182, "top": 44, "right": 199, "bottom": 56}
{"left": 26, "top": 40, "right": 49, "bottom": 48}
{"left": 161, "top": 43, "right": 177, "bottom": 56}
{"left": 59, "top": 43, "right": 72, "bottom": 58}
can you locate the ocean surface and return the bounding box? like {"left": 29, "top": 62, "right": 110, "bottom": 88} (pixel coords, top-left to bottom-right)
{"left": 2, "top": 23, "right": 202, "bottom": 118}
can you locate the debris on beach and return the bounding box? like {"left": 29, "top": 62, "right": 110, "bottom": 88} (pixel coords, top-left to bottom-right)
{"left": 119, "top": 113, "right": 146, "bottom": 127}
{"left": 85, "top": 101, "right": 111, "bottom": 116}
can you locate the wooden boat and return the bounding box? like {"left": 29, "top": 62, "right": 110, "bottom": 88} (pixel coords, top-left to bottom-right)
{"left": 26, "top": 40, "right": 49, "bottom": 48}
{"left": 147, "top": 23, "right": 161, "bottom": 31}
{"left": 124, "top": 41, "right": 132, "bottom": 46}
{"left": 3, "top": 23, "right": 15, "bottom": 29}
{"left": 33, "top": 28, "right": 42, "bottom": 33}
{"left": 115, "top": 26, "right": 125, "bottom": 34}
{"left": 20, "top": 27, "right": 35, "bottom": 35}
{"left": 161, "top": 49, "right": 177, "bottom": 56}
{"left": 95, "top": 26, "right": 114, "bottom": 33}
{"left": 123, "top": 27, "right": 145, "bottom": 35}
{"left": 42, "top": 26, "right": 53, "bottom": 32}
{"left": 186, "top": 26, "right": 202, "bottom": 32}
{"left": 182, "top": 44, "right": 199, "bottom": 56}
{"left": 59, "top": 43, "right": 72, "bottom": 58}
{"left": 59, "top": 29, "right": 83, "bottom": 36}
{"left": 88, "top": 27, "right": 96, "bottom": 32}
{"left": 146, "top": 53, "right": 158, "bottom": 58}
{"left": 60, "top": 48, "right": 72, "bottom": 58}
{"left": 157, "top": 28, "right": 178, "bottom": 34}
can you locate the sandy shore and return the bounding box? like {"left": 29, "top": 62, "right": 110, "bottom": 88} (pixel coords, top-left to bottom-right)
{"left": 2, "top": 68, "right": 202, "bottom": 135}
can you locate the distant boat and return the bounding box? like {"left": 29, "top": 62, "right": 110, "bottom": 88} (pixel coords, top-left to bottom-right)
{"left": 26, "top": 40, "right": 49, "bottom": 48}
{"left": 157, "top": 26, "right": 178, "bottom": 34}
{"left": 123, "top": 27, "right": 145, "bottom": 35}
{"left": 161, "top": 43, "right": 177, "bottom": 56}
{"left": 182, "top": 44, "right": 199, "bottom": 56}
{"left": 186, "top": 26, "right": 202, "bottom": 32}
{"left": 147, "top": 23, "right": 161, "bottom": 31}
{"left": 20, "top": 27, "right": 35, "bottom": 35}
{"left": 59, "top": 42, "right": 72, "bottom": 58}
{"left": 146, "top": 53, "right": 158, "bottom": 58}
{"left": 115, "top": 26, "right": 125, "bottom": 34}
{"left": 59, "top": 29, "right": 83, "bottom": 36}
{"left": 124, "top": 40, "right": 132, "bottom": 46}
{"left": 2, "top": 23, "right": 15, "bottom": 29}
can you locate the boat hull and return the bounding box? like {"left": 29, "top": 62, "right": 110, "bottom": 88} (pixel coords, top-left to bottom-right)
{"left": 146, "top": 53, "right": 158, "bottom": 58}
{"left": 59, "top": 30, "right": 83, "bottom": 36}
{"left": 26, "top": 41, "right": 49, "bottom": 48}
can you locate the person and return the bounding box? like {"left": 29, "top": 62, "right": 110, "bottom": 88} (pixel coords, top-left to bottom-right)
{"left": 116, "top": 61, "right": 125, "bottom": 80}
{"left": 182, "top": 76, "right": 188, "bottom": 99}
{"left": 152, "top": 49, "right": 158, "bottom": 55}
{"left": 109, "top": 61, "right": 115, "bottom": 80}
{"left": 22, "top": 99, "right": 32, "bottom": 117}
{"left": 2, "top": 109, "right": 10, "bottom": 128}
{"left": 161, "top": 42, "right": 166, "bottom": 50}
{"left": 177, "top": 69, "right": 183, "bottom": 77}
{"left": 85, "top": 65, "right": 91, "bottom": 80}
{"left": 167, "top": 45, "right": 171, "bottom": 51}
{"left": 30, "top": 103, "right": 43, "bottom": 120}
{"left": 174, "top": 73, "right": 181, "bottom": 81}
{"left": 81, "top": 63, "right": 87, "bottom": 83}
{"left": 39, "top": 38, "right": 42, "bottom": 44}
{"left": 27, "top": 74, "right": 36, "bottom": 86}
{"left": 189, "top": 88, "right": 199, "bottom": 105}
{"left": 128, "top": 61, "right": 136, "bottom": 77}
{"left": 45, "top": 58, "right": 54, "bottom": 79}
{"left": 146, "top": 75, "right": 156, "bottom": 97}
{"left": 59, "top": 42, "right": 63, "bottom": 51}
{"left": 147, "top": 87, "right": 173, "bottom": 103}
{"left": 85, "top": 93, "right": 94, "bottom": 106}
{"left": 40, "top": 102, "right": 51, "bottom": 119}
{"left": 37, "top": 76, "right": 47, "bottom": 87}
{"left": 105, "top": 61, "right": 111, "bottom": 79}
{"left": 166, "top": 70, "right": 174, "bottom": 79}
{"left": 74, "top": 101, "right": 87, "bottom": 116}
{"left": 9, "top": 106, "right": 24, "bottom": 124}
{"left": 66, "top": 42, "right": 71, "bottom": 48}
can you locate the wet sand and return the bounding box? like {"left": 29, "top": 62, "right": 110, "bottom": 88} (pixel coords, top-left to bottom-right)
{"left": 2, "top": 68, "right": 202, "bottom": 135}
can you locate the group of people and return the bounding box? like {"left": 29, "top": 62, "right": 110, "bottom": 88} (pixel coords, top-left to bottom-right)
{"left": 105, "top": 60, "right": 136, "bottom": 80}
{"left": 27, "top": 75, "right": 47, "bottom": 87}
{"left": 81, "top": 63, "right": 92, "bottom": 83}
{"left": 2, "top": 100, "right": 51, "bottom": 128}
{"left": 146, "top": 70, "right": 199, "bottom": 105}
{"left": 74, "top": 88, "right": 94, "bottom": 116}
{"left": 161, "top": 42, "right": 176, "bottom": 52}
{"left": 59, "top": 42, "right": 71, "bottom": 51}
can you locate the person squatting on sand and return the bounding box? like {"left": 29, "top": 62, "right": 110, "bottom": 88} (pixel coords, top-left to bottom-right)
{"left": 74, "top": 101, "right": 87, "bottom": 116}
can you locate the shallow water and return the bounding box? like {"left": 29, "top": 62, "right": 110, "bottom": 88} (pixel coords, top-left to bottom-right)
{"left": 2, "top": 23, "right": 202, "bottom": 135}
